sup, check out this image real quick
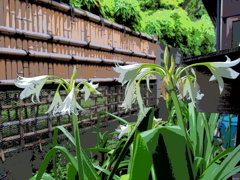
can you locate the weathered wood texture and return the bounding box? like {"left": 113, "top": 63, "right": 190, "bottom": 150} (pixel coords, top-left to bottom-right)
{"left": 0, "top": 0, "right": 157, "bottom": 82}
{"left": 0, "top": 0, "right": 160, "bottom": 156}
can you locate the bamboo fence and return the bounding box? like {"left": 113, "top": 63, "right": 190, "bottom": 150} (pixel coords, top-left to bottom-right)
{"left": 0, "top": 0, "right": 159, "bottom": 160}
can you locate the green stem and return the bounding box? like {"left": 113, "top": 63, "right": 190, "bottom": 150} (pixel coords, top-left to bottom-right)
{"left": 176, "top": 63, "right": 210, "bottom": 79}
{"left": 72, "top": 114, "right": 85, "bottom": 180}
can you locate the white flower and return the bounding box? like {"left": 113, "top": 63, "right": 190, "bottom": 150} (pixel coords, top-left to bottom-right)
{"left": 45, "top": 91, "right": 63, "bottom": 116}
{"left": 152, "top": 116, "right": 162, "bottom": 128}
{"left": 54, "top": 83, "right": 84, "bottom": 116}
{"left": 116, "top": 124, "right": 131, "bottom": 139}
{"left": 207, "top": 56, "right": 240, "bottom": 93}
{"left": 15, "top": 75, "right": 48, "bottom": 103}
{"left": 119, "top": 81, "right": 137, "bottom": 110}
{"left": 113, "top": 63, "right": 142, "bottom": 85}
{"left": 176, "top": 72, "right": 204, "bottom": 103}
{"left": 80, "top": 81, "right": 101, "bottom": 101}
{"left": 182, "top": 77, "right": 204, "bottom": 102}
{"left": 136, "top": 67, "right": 155, "bottom": 92}
{"left": 114, "top": 64, "right": 147, "bottom": 116}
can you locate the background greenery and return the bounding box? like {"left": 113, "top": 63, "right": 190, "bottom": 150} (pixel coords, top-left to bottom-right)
{"left": 58, "top": 0, "right": 216, "bottom": 56}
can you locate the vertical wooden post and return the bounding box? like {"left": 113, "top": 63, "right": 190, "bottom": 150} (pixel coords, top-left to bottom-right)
{"left": 19, "top": 99, "right": 25, "bottom": 147}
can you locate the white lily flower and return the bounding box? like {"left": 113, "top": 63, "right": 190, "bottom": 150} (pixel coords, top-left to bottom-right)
{"left": 136, "top": 68, "right": 155, "bottom": 92}
{"left": 113, "top": 63, "right": 142, "bottom": 85}
{"left": 207, "top": 56, "right": 240, "bottom": 93}
{"left": 183, "top": 77, "right": 204, "bottom": 102}
{"left": 54, "top": 83, "right": 84, "bottom": 116}
{"left": 115, "top": 124, "right": 131, "bottom": 139}
{"left": 45, "top": 90, "right": 63, "bottom": 116}
{"left": 15, "top": 75, "right": 48, "bottom": 103}
{"left": 119, "top": 81, "right": 137, "bottom": 110}
{"left": 176, "top": 76, "right": 204, "bottom": 103}
{"left": 80, "top": 81, "right": 101, "bottom": 101}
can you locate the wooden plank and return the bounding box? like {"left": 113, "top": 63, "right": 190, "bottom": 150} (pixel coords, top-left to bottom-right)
{"left": 59, "top": 63, "right": 66, "bottom": 78}
{"left": 90, "top": 22, "right": 95, "bottom": 43}
{"left": 39, "top": 61, "right": 44, "bottom": 76}
{"left": 21, "top": 1, "right": 27, "bottom": 31}
{"left": 23, "top": 60, "right": 29, "bottom": 77}
{"left": 80, "top": 18, "right": 84, "bottom": 41}
{"left": 86, "top": 20, "right": 91, "bottom": 42}
{"left": 63, "top": 63, "right": 68, "bottom": 79}
{"left": 29, "top": 61, "right": 35, "bottom": 77}
{"left": 59, "top": 12, "right": 63, "bottom": 37}
{"left": 48, "top": 61, "right": 53, "bottom": 75}
{"left": 68, "top": 64, "right": 73, "bottom": 79}
{"left": 56, "top": 43, "right": 61, "bottom": 54}
{"left": 42, "top": 7, "right": 47, "bottom": 34}
{"left": 15, "top": 0, "right": 21, "bottom": 29}
{"left": 46, "top": 8, "right": 52, "bottom": 35}
{"left": 11, "top": 59, "right": 17, "bottom": 79}
{"left": 55, "top": 11, "right": 59, "bottom": 36}
{"left": 17, "top": 60, "right": 23, "bottom": 76}
{"left": 52, "top": 42, "right": 56, "bottom": 53}
{"left": 32, "top": 4, "right": 37, "bottom": 32}
{"left": 0, "top": 0, "right": 4, "bottom": 26}
{"left": 51, "top": 10, "right": 56, "bottom": 35}
{"left": 97, "top": 22, "right": 102, "bottom": 45}
{"left": 33, "top": 40, "right": 38, "bottom": 51}
{"left": 42, "top": 61, "right": 48, "bottom": 75}
{"left": 0, "top": 59, "right": 6, "bottom": 79}
{"left": 19, "top": 99, "right": 25, "bottom": 147}
{"left": 37, "top": 5, "right": 43, "bottom": 33}
{"left": 0, "top": 35, "right": 4, "bottom": 47}
{"left": 102, "top": 26, "right": 108, "bottom": 46}
{"left": 67, "top": 15, "right": 71, "bottom": 38}
{"left": 26, "top": 1, "right": 32, "bottom": 31}
{"left": 71, "top": 18, "right": 77, "bottom": 40}
{"left": 63, "top": 13, "right": 68, "bottom": 37}
{"left": 108, "top": 27, "right": 113, "bottom": 47}
{"left": 3, "top": 0, "right": 10, "bottom": 27}
{"left": 9, "top": 0, "right": 15, "bottom": 28}
{"left": 42, "top": 42, "right": 47, "bottom": 52}
{"left": 6, "top": 59, "right": 11, "bottom": 79}
{"left": 60, "top": 44, "right": 64, "bottom": 54}
{"left": 10, "top": 37, "right": 17, "bottom": 79}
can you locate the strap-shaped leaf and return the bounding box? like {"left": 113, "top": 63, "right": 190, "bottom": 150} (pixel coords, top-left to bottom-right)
{"left": 131, "top": 126, "right": 194, "bottom": 180}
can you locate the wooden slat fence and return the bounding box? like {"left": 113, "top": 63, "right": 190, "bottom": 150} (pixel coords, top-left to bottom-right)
{"left": 0, "top": 0, "right": 159, "bottom": 160}
{"left": 0, "top": 0, "right": 157, "bottom": 82}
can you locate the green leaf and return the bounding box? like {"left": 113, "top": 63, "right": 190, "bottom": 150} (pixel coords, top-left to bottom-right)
{"left": 129, "top": 132, "right": 152, "bottom": 179}
{"left": 84, "top": 148, "right": 112, "bottom": 153}
{"left": 92, "top": 163, "right": 119, "bottom": 180}
{"left": 29, "top": 173, "right": 55, "bottom": 180}
{"left": 35, "top": 146, "right": 78, "bottom": 180}
{"left": 201, "top": 145, "right": 240, "bottom": 180}
{"left": 98, "top": 111, "right": 131, "bottom": 125}
{"left": 119, "top": 174, "right": 130, "bottom": 180}
{"left": 188, "top": 102, "right": 198, "bottom": 155}
{"left": 139, "top": 126, "right": 194, "bottom": 180}
{"left": 107, "top": 107, "right": 155, "bottom": 180}
{"left": 66, "top": 163, "right": 77, "bottom": 180}
{"left": 80, "top": 147, "right": 101, "bottom": 180}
